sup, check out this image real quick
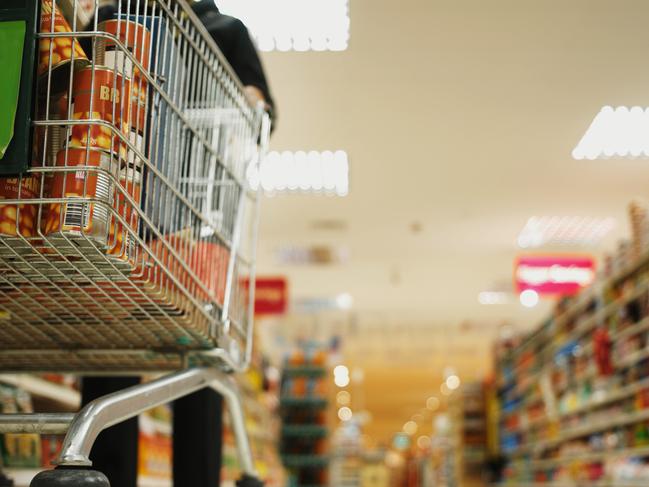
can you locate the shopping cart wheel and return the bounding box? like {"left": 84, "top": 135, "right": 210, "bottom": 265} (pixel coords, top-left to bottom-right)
{"left": 30, "top": 468, "right": 110, "bottom": 487}
{"left": 236, "top": 475, "right": 264, "bottom": 487}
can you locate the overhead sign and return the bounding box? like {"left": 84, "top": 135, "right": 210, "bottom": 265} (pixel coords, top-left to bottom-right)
{"left": 251, "top": 277, "right": 288, "bottom": 315}
{"left": 515, "top": 255, "right": 595, "bottom": 296}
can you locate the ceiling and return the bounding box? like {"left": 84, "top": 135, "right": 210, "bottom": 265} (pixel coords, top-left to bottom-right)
{"left": 253, "top": 0, "right": 649, "bottom": 444}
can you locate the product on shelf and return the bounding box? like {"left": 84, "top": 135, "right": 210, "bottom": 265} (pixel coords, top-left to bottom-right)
{"left": 494, "top": 205, "right": 649, "bottom": 485}
{"left": 0, "top": 386, "right": 41, "bottom": 468}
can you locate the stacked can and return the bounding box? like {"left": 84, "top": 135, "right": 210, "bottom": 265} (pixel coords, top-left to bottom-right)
{"left": 96, "top": 19, "right": 152, "bottom": 268}
{"left": 38, "top": 0, "right": 90, "bottom": 94}
{"left": 106, "top": 164, "right": 142, "bottom": 267}
{"left": 42, "top": 64, "right": 133, "bottom": 248}
{"left": 42, "top": 148, "right": 114, "bottom": 247}
{"left": 0, "top": 176, "right": 41, "bottom": 239}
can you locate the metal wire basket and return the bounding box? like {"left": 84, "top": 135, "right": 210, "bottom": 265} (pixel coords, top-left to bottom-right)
{"left": 0, "top": 0, "right": 270, "bottom": 373}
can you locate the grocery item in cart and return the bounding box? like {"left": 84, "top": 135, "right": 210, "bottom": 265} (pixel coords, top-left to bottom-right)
{"left": 0, "top": 175, "right": 40, "bottom": 237}
{"left": 107, "top": 165, "right": 142, "bottom": 265}
{"left": 68, "top": 66, "right": 131, "bottom": 155}
{"left": 42, "top": 148, "right": 117, "bottom": 246}
{"left": 39, "top": 0, "right": 90, "bottom": 93}
{"left": 96, "top": 19, "right": 152, "bottom": 133}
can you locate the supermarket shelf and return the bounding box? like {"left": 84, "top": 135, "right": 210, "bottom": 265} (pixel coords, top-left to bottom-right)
{"left": 0, "top": 374, "right": 80, "bottom": 409}
{"left": 500, "top": 482, "right": 648, "bottom": 487}
{"left": 282, "top": 454, "right": 330, "bottom": 468}
{"left": 282, "top": 424, "right": 328, "bottom": 438}
{"left": 512, "top": 445, "right": 649, "bottom": 470}
{"left": 510, "top": 247, "right": 649, "bottom": 364}
{"left": 282, "top": 366, "right": 327, "bottom": 378}
{"left": 139, "top": 477, "right": 172, "bottom": 487}
{"left": 280, "top": 396, "right": 328, "bottom": 408}
{"left": 514, "top": 408, "right": 649, "bottom": 455}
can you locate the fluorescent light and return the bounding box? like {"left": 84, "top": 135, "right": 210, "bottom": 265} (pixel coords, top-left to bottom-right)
{"left": 517, "top": 216, "right": 615, "bottom": 248}
{"left": 572, "top": 106, "right": 649, "bottom": 160}
{"left": 426, "top": 397, "right": 440, "bottom": 411}
{"left": 338, "top": 406, "right": 353, "bottom": 422}
{"left": 333, "top": 365, "right": 349, "bottom": 377}
{"left": 334, "top": 374, "right": 350, "bottom": 387}
{"left": 337, "top": 390, "right": 351, "bottom": 406}
{"left": 446, "top": 375, "right": 461, "bottom": 390}
{"left": 417, "top": 436, "right": 432, "bottom": 449}
{"left": 478, "top": 291, "right": 509, "bottom": 305}
{"left": 217, "top": 0, "right": 350, "bottom": 52}
{"left": 336, "top": 293, "right": 354, "bottom": 310}
{"left": 520, "top": 289, "right": 539, "bottom": 308}
{"left": 248, "top": 150, "right": 349, "bottom": 196}
{"left": 403, "top": 421, "right": 418, "bottom": 436}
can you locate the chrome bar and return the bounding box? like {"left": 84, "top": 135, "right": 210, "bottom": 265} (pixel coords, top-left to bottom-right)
{"left": 0, "top": 413, "right": 74, "bottom": 434}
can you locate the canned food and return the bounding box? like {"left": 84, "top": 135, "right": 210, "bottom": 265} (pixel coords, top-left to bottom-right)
{"left": 96, "top": 20, "right": 152, "bottom": 76}
{"left": 43, "top": 148, "right": 117, "bottom": 246}
{"left": 107, "top": 166, "right": 142, "bottom": 265}
{"left": 96, "top": 20, "right": 151, "bottom": 133}
{"left": 0, "top": 176, "right": 40, "bottom": 237}
{"left": 32, "top": 94, "right": 68, "bottom": 167}
{"left": 39, "top": 0, "right": 90, "bottom": 93}
{"left": 68, "top": 66, "right": 132, "bottom": 153}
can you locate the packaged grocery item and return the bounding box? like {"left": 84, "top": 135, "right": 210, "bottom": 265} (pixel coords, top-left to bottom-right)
{"left": 42, "top": 148, "right": 117, "bottom": 246}
{"left": 0, "top": 175, "right": 40, "bottom": 237}
{"left": 107, "top": 165, "right": 142, "bottom": 265}
{"left": 41, "top": 435, "right": 63, "bottom": 467}
{"left": 68, "top": 66, "right": 131, "bottom": 154}
{"left": 0, "top": 387, "right": 41, "bottom": 468}
{"left": 96, "top": 19, "right": 151, "bottom": 133}
{"left": 38, "top": 0, "right": 90, "bottom": 93}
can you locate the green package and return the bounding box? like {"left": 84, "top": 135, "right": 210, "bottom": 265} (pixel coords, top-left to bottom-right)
{"left": 0, "top": 20, "right": 26, "bottom": 159}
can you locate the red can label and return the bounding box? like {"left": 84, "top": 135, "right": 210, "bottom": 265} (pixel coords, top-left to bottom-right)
{"left": 39, "top": 0, "right": 89, "bottom": 77}
{"left": 43, "top": 149, "right": 115, "bottom": 240}
{"left": 0, "top": 176, "right": 40, "bottom": 237}
{"left": 107, "top": 173, "right": 141, "bottom": 263}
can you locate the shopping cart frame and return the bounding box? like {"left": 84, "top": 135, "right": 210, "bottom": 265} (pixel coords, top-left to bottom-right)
{"left": 0, "top": 368, "right": 261, "bottom": 486}
{"left": 0, "top": 0, "right": 271, "bottom": 485}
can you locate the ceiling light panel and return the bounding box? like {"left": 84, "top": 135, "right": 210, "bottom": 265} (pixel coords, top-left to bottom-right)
{"left": 248, "top": 150, "right": 349, "bottom": 196}
{"left": 217, "top": 0, "right": 350, "bottom": 52}
{"left": 572, "top": 106, "right": 649, "bottom": 160}
{"left": 477, "top": 292, "right": 508, "bottom": 305}
{"left": 517, "top": 216, "right": 615, "bottom": 249}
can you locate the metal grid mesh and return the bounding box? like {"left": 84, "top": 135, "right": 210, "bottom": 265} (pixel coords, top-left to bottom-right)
{"left": 0, "top": 0, "right": 268, "bottom": 372}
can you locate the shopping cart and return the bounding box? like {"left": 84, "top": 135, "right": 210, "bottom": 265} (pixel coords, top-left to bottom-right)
{"left": 0, "top": 0, "right": 270, "bottom": 485}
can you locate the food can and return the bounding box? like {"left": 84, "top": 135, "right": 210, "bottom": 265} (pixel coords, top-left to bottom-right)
{"left": 0, "top": 176, "right": 40, "bottom": 238}
{"left": 68, "top": 67, "right": 131, "bottom": 154}
{"left": 43, "top": 148, "right": 117, "bottom": 246}
{"left": 96, "top": 20, "right": 151, "bottom": 133}
{"left": 96, "top": 20, "right": 152, "bottom": 75}
{"left": 38, "top": 0, "right": 90, "bottom": 93}
{"left": 107, "top": 165, "right": 142, "bottom": 266}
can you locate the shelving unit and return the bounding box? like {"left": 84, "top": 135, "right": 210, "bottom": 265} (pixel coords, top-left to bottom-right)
{"left": 280, "top": 348, "right": 330, "bottom": 487}
{"left": 495, "top": 239, "right": 649, "bottom": 485}
{"left": 460, "top": 382, "right": 487, "bottom": 487}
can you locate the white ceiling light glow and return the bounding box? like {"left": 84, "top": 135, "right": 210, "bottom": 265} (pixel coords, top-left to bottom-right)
{"left": 217, "top": 0, "right": 350, "bottom": 52}
{"left": 248, "top": 150, "right": 349, "bottom": 196}
{"left": 572, "top": 106, "right": 649, "bottom": 160}
{"left": 478, "top": 291, "right": 509, "bottom": 305}
{"left": 517, "top": 216, "right": 615, "bottom": 249}
{"left": 520, "top": 289, "right": 539, "bottom": 308}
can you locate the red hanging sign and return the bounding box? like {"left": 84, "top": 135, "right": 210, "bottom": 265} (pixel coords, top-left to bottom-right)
{"left": 515, "top": 255, "right": 596, "bottom": 296}
{"left": 248, "top": 277, "right": 288, "bottom": 315}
